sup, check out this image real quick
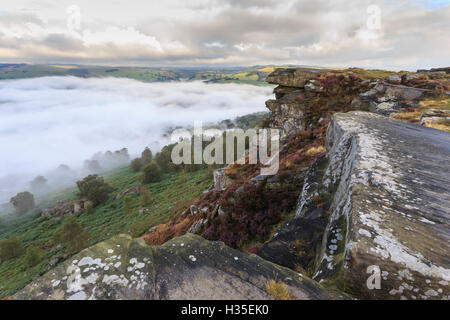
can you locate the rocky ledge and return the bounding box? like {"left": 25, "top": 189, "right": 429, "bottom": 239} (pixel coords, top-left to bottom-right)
{"left": 259, "top": 111, "right": 450, "bottom": 300}
{"left": 11, "top": 233, "right": 345, "bottom": 300}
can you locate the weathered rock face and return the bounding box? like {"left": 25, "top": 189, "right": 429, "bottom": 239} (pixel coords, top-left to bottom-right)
{"left": 265, "top": 68, "right": 333, "bottom": 134}
{"left": 260, "top": 111, "right": 450, "bottom": 300}
{"left": 212, "top": 168, "right": 233, "bottom": 191}
{"left": 11, "top": 233, "right": 345, "bottom": 300}
{"left": 266, "top": 94, "right": 307, "bottom": 133}
{"left": 266, "top": 68, "right": 328, "bottom": 88}
{"left": 420, "top": 109, "right": 450, "bottom": 130}
{"left": 186, "top": 219, "right": 208, "bottom": 234}
{"left": 355, "top": 81, "right": 429, "bottom": 117}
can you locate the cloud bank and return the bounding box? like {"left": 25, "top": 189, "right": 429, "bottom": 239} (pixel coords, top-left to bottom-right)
{"left": 0, "top": 77, "right": 272, "bottom": 202}
{"left": 0, "top": 0, "right": 449, "bottom": 69}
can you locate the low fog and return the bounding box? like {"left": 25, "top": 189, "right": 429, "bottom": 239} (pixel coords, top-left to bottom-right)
{"left": 0, "top": 76, "right": 272, "bottom": 204}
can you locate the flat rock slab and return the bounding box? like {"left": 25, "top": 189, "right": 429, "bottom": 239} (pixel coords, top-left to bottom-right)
{"left": 318, "top": 111, "right": 450, "bottom": 299}
{"left": 11, "top": 234, "right": 345, "bottom": 300}
{"left": 266, "top": 68, "right": 330, "bottom": 88}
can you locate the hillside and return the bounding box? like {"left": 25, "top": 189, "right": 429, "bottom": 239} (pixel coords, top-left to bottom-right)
{"left": 0, "top": 168, "right": 212, "bottom": 297}
{"left": 3, "top": 66, "right": 450, "bottom": 300}
{"left": 0, "top": 63, "right": 280, "bottom": 85}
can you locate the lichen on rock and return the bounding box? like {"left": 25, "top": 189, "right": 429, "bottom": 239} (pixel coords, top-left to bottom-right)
{"left": 11, "top": 233, "right": 346, "bottom": 300}
{"left": 261, "top": 111, "right": 450, "bottom": 300}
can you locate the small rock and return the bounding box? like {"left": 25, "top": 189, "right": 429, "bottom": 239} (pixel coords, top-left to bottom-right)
{"left": 187, "top": 219, "right": 207, "bottom": 234}
{"left": 218, "top": 206, "right": 227, "bottom": 218}
{"left": 139, "top": 208, "right": 150, "bottom": 216}
{"left": 385, "top": 75, "right": 402, "bottom": 85}
{"left": 304, "top": 80, "right": 324, "bottom": 93}
{"left": 190, "top": 205, "right": 198, "bottom": 215}
{"left": 402, "top": 73, "right": 425, "bottom": 84}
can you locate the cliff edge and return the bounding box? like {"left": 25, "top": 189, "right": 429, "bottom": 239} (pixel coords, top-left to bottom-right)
{"left": 260, "top": 111, "right": 450, "bottom": 299}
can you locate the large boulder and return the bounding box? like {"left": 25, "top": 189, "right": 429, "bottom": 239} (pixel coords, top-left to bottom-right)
{"left": 260, "top": 111, "right": 450, "bottom": 300}
{"left": 11, "top": 233, "right": 345, "bottom": 300}
{"left": 265, "top": 93, "right": 307, "bottom": 134}
{"left": 385, "top": 75, "right": 402, "bottom": 85}
{"left": 384, "top": 84, "right": 427, "bottom": 100}
{"left": 266, "top": 68, "right": 328, "bottom": 88}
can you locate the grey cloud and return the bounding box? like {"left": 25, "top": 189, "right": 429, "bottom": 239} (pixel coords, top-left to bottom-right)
{"left": 0, "top": 1, "right": 449, "bottom": 69}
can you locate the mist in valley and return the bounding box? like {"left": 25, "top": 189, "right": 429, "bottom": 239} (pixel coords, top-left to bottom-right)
{"left": 0, "top": 76, "right": 273, "bottom": 205}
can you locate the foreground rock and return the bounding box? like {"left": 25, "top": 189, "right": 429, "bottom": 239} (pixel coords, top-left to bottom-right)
{"left": 266, "top": 67, "right": 329, "bottom": 88}
{"left": 260, "top": 111, "right": 450, "bottom": 300}
{"left": 12, "top": 234, "right": 345, "bottom": 300}
{"left": 420, "top": 109, "right": 450, "bottom": 131}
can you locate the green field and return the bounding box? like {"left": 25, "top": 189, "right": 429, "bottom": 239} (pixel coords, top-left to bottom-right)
{"left": 0, "top": 63, "right": 278, "bottom": 85}
{"left": 0, "top": 166, "right": 212, "bottom": 298}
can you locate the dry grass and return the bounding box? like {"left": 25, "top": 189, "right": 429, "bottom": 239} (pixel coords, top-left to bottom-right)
{"left": 265, "top": 280, "right": 296, "bottom": 300}
{"left": 390, "top": 111, "right": 422, "bottom": 122}
{"left": 257, "top": 66, "right": 276, "bottom": 73}
{"left": 423, "top": 122, "right": 450, "bottom": 132}
{"left": 344, "top": 68, "right": 400, "bottom": 80}
{"left": 390, "top": 97, "right": 450, "bottom": 133}
{"left": 419, "top": 97, "right": 450, "bottom": 110}
{"left": 305, "top": 146, "right": 326, "bottom": 157}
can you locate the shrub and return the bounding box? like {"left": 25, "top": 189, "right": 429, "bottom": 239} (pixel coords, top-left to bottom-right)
{"left": 203, "top": 182, "right": 297, "bottom": 248}
{"left": 84, "top": 202, "right": 94, "bottom": 214}
{"left": 76, "top": 174, "right": 113, "bottom": 206}
{"left": 154, "top": 145, "right": 174, "bottom": 172}
{"left": 265, "top": 280, "right": 295, "bottom": 300}
{"left": 141, "top": 162, "right": 162, "bottom": 183}
{"left": 53, "top": 217, "right": 89, "bottom": 255}
{"left": 141, "top": 147, "right": 153, "bottom": 165}
{"left": 139, "top": 189, "right": 153, "bottom": 208}
{"left": 130, "top": 158, "right": 143, "bottom": 172}
{"left": 123, "top": 196, "right": 135, "bottom": 215}
{"left": 10, "top": 191, "right": 35, "bottom": 214}
{"left": 24, "top": 245, "right": 41, "bottom": 268}
{"left": 30, "top": 176, "right": 47, "bottom": 192}
{"left": 0, "top": 235, "right": 24, "bottom": 262}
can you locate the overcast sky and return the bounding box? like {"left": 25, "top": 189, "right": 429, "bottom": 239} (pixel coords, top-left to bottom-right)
{"left": 0, "top": 0, "right": 449, "bottom": 70}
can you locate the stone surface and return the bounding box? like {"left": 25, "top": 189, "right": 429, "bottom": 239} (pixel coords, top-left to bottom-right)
{"left": 115, "top": 185, "right": 146, "bottom": 200}
{"left": 187, "top": 219, "right": 207, "bottom": 234}
{"left": 304, "top": 80, "right": 324, "bottom": 93}
{"left": 190, "top": 205, "right": 198, "bottom": 215}
{"left": 266, "top": 68, "right": 328, "bottom": 88}
{"left": 369, "top": 101, "right": 400, "bottom": 116}
{"left": 212, "top": 168, "right": 233, "bottom": 191}
{"left": 384, "top": 84, "right": 427, "bottom": 100}
{"left": 420, "top": 109, "right": 450, "bottom": 129}
{"left": 11, "top": 234, "right": 345, "bottom": 300}
{"left": 402, "top": 73, "right": 424, "bottom": 83}
{"left": 273, "top": 85, "right": 303, "bottom": 99}
{"left": 139, "top": 208, "right": 150, "bottom": 216}
{"left": 265, "top": 93, "right": 307, "bottom": 134}
{"left": 425, "top": 67, "right": 450, "bottom": 74}
{"left": 385, "top": 75, "right": 402, "bottom": 85}
{"left": 260, "top": 111, "right": 450, "bottom": 300}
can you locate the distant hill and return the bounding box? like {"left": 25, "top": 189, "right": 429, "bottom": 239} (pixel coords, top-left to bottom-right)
{"left": 0, "top": 63, "right": 289, "bottom": 85}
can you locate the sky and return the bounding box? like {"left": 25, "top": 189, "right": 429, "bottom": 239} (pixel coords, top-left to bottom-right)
{"left": 0, "top": 0, "right": 449, "bottom": 70}
{"left": 0, "top": 77, "right": 271, "bottom": 202}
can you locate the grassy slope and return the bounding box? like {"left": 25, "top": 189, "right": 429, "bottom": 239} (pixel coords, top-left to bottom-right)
{"left": 0, "top": 166, "right": 212, "bottom": 298}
